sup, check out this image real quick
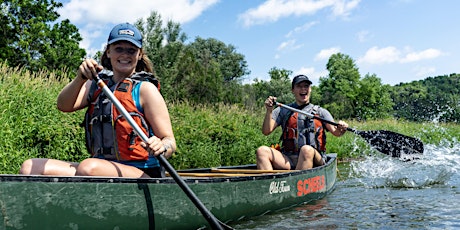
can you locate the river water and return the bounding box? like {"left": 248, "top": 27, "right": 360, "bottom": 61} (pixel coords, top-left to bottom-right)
{"left": 232, "top": 142, "right": 460, "bottom": 229}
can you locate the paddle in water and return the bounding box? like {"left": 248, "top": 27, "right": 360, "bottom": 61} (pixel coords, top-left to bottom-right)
{"left": 276, "top": 102, "right": 424, "bottom": 158}
{"left": 94, "top": 74, "right": 233, "bottom": 230}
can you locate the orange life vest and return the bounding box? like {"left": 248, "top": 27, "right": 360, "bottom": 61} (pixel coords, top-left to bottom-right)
{"left": 84, "top": 72, "right": 159, "bottom": 161}
{"left": 281, "top": 105, "right": 327, "bottom": 153}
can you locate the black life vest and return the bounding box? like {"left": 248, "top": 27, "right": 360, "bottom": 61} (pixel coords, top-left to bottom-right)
{"left": 281, "top": 104, "right": 327, "bottom": 153}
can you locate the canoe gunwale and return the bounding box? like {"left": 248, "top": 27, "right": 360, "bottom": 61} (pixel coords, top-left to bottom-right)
{"left": 0, "top": 154, "right": 337, "bottom": 184}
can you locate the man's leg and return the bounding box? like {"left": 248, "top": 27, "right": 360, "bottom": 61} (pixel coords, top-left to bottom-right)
{"left": 296, "top": 145, "right": 324, "bottom": 170}
{"left": 255, "top": 146, "right": 292, "bottom": 170}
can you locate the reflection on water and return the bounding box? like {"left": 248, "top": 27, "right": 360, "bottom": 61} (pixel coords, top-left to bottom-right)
{"left": 234, "top": 142, "right": 460, "bottom": 229}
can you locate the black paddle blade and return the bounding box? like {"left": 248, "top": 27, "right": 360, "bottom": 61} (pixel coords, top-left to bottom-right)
{"left": 354, "top": 130, "right": 424, "bottom": 157}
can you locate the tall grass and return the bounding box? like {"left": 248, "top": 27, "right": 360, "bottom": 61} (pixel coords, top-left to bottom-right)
{"left": 0, "top": 65, "right": 457, "bottom": 174}
{"left": 168, "top": 101, "right": 279, "bottom": 169}
{"left": 0, "top": 63, "right": 88, "bottom": 174}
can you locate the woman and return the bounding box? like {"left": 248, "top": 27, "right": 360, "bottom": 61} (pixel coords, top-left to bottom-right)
{"left": 20, "top": 23, "right": 176, "bottom": 178}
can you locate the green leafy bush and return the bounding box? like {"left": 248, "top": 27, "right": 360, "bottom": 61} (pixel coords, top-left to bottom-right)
{"left": 0, "top": 64, "right": 454, "bottom": 174}
{"left": 0, "top": 64, "right": 88, "bottom": 174}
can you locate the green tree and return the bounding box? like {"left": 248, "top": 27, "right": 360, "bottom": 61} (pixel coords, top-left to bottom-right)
{"left": 391, "top": 82, "right": 428, "bottom": 121}
{"left": 1, "top": 0, "right": 85, "bottom": 75}
{"left": 188, "top": 37, "right": 250, "bottom": 83}
{"left": 319, "top": 53, "right": 360, "bottom": 119}
{"left": 355, "top": 73, "right": 393, "bottom": 120}
{"left": 181, "top": 37, "right": 249, "bottom": 104}
{"left": 136, "top": 11, "right": 250, "bottom": 104}
{"left": 136, "top": 12, "right": 187, "bottom": 100}
{"left": 252, "top": 67, "right": 292, "bottom": 106}
{"left": 178, "top": 47, "right": 224, "bottom": 103}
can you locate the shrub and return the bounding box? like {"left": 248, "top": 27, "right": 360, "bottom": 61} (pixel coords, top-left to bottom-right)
{"left": 0, "top": 64, "right": 88, "bottom": 174}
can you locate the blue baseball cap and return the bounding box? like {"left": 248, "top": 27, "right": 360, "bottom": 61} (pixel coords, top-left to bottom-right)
{"left": 107, "top": 23, "right": 142, "bottom": 48}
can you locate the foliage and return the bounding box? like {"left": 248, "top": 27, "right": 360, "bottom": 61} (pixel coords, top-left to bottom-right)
{"left": 180, "top": 37, "right": 250, "bottom": 104}
{"left": 135, "top": 12, "right": 250, "bottom": 105}
{"left": 188, "top": 37, "right": 250, "bottom": 83}
{"left": 0, "top": 0, "right": 85, "bottom": 76}
{"left": 319, "top": 53, "right": 394, "bottom": 120}
{"left": 2, "top": 65, "right": 460, "bottom": 175}
{"left": 168, "top": 101, "right": 279, "bottom": 169}
{"left": 319, "top": 53, "right": 360, "bottom": 118}
{"left": 0, "top": 63, "right": 88, "bottom": 174}
{"left": 135, "top": 12, "right": 187, "bottom": 101}
{"left": 354, "top": 73, "right": 393, "bottom": 120}
{"left": 252, "top": 67, "right": 293, "bottom": 106}
{"left": 391, "top": 74, "right": 460, "bottom": 122}
{"left": 0, "top": 65, "right": 276, "bottom": 173}
{"left": 3, "top": 6, "right": 460, "bottom": 174}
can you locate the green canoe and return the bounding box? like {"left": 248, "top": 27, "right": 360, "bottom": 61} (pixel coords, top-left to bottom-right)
{"left": 0, "top": 154, "right": 337, "bottom": 229}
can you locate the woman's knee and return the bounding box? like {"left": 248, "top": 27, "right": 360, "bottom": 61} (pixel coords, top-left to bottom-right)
{"left": 255, "top": 146, "right": 271, "bottom": 157}
{"left": 299, "top": 145, "right": 316, "bottom": 158}
{"left": 76, "top": 159, "right": 101, "bottom": 176}
{"left": 19, "top": 159, "right": 34, "bottom": 175}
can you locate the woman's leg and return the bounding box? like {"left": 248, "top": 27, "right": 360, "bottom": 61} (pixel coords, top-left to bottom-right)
{"left": 19, "top": 158, "right": 78, "bottom": 176}
{"left": 76, "top": 158, "right": 149, "bottom": 178}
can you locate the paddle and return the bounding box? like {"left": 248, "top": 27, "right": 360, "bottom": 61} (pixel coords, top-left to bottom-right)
{"left": 275, "top": 102, "right": 424, "bottom": 158}
{"left": 93, "top": 75, "right": 232, "bottom": 230}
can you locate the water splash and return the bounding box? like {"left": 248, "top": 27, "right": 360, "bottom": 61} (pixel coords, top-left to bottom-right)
{"left": 348, "top": 141, "right": 460, "bottom": 189}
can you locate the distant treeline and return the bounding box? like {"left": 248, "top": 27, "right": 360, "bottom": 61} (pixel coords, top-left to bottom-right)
{"left": 391, "top": 74, "right": 460, "bottom": 122}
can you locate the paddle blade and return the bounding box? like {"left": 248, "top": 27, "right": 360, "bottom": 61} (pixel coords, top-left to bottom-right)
{"left": 355, "top": 130, "right": 424, "bottom": 157}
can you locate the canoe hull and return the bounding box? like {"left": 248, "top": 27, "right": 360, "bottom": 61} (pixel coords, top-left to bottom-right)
{"left": 0, "top": 154, "right": 337, "bottom": 229}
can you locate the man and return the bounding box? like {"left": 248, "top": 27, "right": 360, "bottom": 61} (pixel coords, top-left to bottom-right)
{"left": 256, "top": 74, "right": 349, "bottom": 170}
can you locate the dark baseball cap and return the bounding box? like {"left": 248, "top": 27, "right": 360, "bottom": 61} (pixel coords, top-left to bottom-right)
{"left": 292, "top": 75, "right": 312, "bottom": 88}
{"left": 107, "top": 23, "right": 142, "bottom": 48}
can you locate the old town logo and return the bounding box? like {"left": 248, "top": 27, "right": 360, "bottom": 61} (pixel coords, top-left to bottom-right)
{"left": 269, "top": 180, "right": 291, "bottom": 194}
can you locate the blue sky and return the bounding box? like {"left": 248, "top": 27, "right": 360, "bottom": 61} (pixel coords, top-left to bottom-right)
{"left": 56, "top": 0, "right": 459, "bottom": 86}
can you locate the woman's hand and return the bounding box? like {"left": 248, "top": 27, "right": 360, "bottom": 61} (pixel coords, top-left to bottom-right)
{"left": 77, "top": 59, "right": 103, "bottom": 80}
{"left": 141, "top": 136, "right": 168, "bottom": 157}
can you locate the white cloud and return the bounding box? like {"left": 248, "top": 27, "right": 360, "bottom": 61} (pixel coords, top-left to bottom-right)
{"left": 58, "top": 0, "right": 218, "bottom": 51}
{"left": 401, "top": 48, "right": 442, "bottom": 63}
{"left": 315, "top": 47, "right": 341, "bottom": 61}
{"left": 330, "top": 0, "right": 361, "bottom": 17}
{"left": 356, "top": 30, "right": 372, "bottom": 42}
{"left": 59, "top": 0, "right": 219, "bottom": 25}
{"left": 239, "top": 0, "right": 361, "bottom": 27}
{"left": 285, "top": 21, "right": 319, "bottom": 38}
{"left": 358, "top": 46, "right": 443, "bottom": 64}
{"left": 358, "top": 46, "right": 401, "bottom": 64}
{"left": 295, "top": 66, "right": 315, "bottom": 76}
{"left": 277, "top": 39, "right": 303, "bottom": 51}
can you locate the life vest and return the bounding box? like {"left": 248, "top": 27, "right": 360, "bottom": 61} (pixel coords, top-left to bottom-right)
{"left": 281, "top": 104, "right": 327, "bottom": 153}
{"left": 84, "top": 71, "right": 160, "bottom": 161}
